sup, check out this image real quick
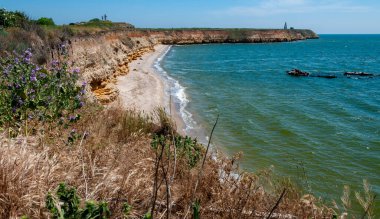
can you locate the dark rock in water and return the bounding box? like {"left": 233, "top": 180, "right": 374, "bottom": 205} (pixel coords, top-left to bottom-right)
{"left": 344, "top": 72, "right": 374, "bottom": 76}
{"left": 287, "top": 69, "right": 310, "bottom": 76}
{"left": 287, "top": 69, "right": 338, "bottom": 78}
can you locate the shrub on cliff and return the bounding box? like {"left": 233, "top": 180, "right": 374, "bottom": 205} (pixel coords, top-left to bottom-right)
{"left": 89, "top": 18, "right": 101, "bottom": 23}
{"left": 36, "top": 17, "right": 55, "bottom": 26}
{"left": 0, "top": 8, "right": 30, "bottom": 28}
{"left": 84, "top": 18, "right": 114, "bottom": 27}
{"left": 0, "top": 48, "right": 85, "bottom": 131}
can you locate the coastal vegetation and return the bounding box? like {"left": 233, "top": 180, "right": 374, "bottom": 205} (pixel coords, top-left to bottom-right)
{"left": 36, "top": 17, "right": 55, "bottom": 26}
{"left": 0, "top": 48, "right": 84, "bottom": 132}
{"left": 76, "top": 18, "right": 115, "bottom": 27}
{"left": 0, "top": 8, "right": 377, "bottom": 219}
{"left": 0, "top": 8, "right": 29, "bottom": 28}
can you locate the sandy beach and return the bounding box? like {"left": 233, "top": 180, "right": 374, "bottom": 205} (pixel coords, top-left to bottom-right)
{"left": 116, "top": 45, "right": 169, "bottom": 114}
{"left": 116, "top": 44, "right": 186, "bottom": 133}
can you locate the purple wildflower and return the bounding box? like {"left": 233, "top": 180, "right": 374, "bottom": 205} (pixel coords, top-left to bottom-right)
{"left": 39, "top": 73, "right": 47, "bottom": 78}
{"left": 3, "top": 67, "right": 9, "bottom": 77}
{"left": 72, "top": 67, "right": 80, "bottom": 74}
{"left": 30, "top": 73, "right": 37, "bottom": 82}
{"left": 24, "top": 57, "right": 31, "bottom": 63}
{"left": 79, "top": 102, "right": 84, "bottom": 107}
{"left": 51, "top": 60, "right": 59, "bottom": 67}
{"left": 24, "top": 49, "right": 32, "bottom": 58}
{"left": 28, "top": 89, "right": 35, "bottom": 94}
{"left": 69, "top": 115, "right": 76, "bottom": 122}
{"left": 82, "top": 81, "right": 87, "bottom": 87}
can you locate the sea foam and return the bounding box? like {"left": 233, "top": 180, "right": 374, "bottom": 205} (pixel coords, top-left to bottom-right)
{"left": 153, "top": 46, "right": 197, "bottom": 133}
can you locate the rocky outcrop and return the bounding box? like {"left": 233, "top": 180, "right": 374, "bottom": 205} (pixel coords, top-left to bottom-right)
{"left": 64, "top": 29, "right": 318, "bottom": 103}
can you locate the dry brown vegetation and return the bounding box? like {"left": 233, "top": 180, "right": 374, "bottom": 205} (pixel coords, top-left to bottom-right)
{"left": 0, "top": 100, "right": 340, "bottom": 219}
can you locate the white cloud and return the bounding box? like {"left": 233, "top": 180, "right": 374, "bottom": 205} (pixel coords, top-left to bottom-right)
{"left": 221, "top": 0, "right": 370, "bottom": 16}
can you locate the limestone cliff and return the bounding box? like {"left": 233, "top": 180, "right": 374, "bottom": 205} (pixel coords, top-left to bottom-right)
{"left": 64, "top": 29, "right": 318, "bottom": 103}
{"left": 147, "top": 29, "right": 318, "bottom": 44}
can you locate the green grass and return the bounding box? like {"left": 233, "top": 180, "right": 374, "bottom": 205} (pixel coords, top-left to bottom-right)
{"left": 81, "top": 20, "right": 115, "bottom": 27}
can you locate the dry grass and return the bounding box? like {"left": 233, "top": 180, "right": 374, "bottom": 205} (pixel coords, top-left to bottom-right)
{"left": 0, "top": 103, "right": 338, "bottom": 218}
{"left": 0, "top": 104, "right": 156, "bottom": 218}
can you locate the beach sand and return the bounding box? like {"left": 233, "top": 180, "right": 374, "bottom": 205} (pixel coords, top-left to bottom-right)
{"left": 116, "top": 45, "right": 168, "bottom": 113}
{"left": 116, "top": 44, "right": 186, "bottom": 133}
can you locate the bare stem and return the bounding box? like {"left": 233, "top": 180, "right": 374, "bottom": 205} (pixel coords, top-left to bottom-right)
{"left": 184, "top": 114, "right": 219, "bottom": 219}
{"left": 266, "top": 188, "right": 287, "bottom": 219}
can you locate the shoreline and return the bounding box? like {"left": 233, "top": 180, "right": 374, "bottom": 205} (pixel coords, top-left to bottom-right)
{"left": 116, "top": 44, "right": 187, "bottom": 135}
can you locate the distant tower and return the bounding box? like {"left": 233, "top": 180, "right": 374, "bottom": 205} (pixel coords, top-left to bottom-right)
{"left": 104, "top": 14, "right": 108, "bottom": 21}
{"left": 284, "top": 22, "right": 288, "bottom": 30}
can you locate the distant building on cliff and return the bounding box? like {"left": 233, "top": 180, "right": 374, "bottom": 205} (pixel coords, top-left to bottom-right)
{"left": 284, "top": 22, "right": 288, "bottom": 30}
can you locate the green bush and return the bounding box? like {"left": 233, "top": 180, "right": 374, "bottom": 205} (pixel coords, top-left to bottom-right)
{"left": 174, "top": 135, "right": 202, "bottom": 167}
{"left": 122, "top": 202, "right": 132, "bottom": 217}
{"left": 0, "top": 48, "right": 85, "bottom": 129}
{"left": 0, "top": 8, "right": 30, "bottom": 28}
{"left": 89, "top": 18, "right": 101, "bottom": 23}
{"left": 46, "top": 183, "right": 111, "bottom": 219}
{"left": 151, "top": 134, "right": 202, "bottom": 168}
{"left": 36, "top": 17, "right": 55, "bottom": 26}
{"left": 84, "top": 18, "right": 114, "bottom": 27}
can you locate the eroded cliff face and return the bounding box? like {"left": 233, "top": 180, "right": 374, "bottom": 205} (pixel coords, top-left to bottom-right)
{"left": 148, "top": 29, "right": 318, "bottom": 44}
{"left": 65, "top": 29, "right": 318, "bottom": 103}
{"left": 68, "top": 31, "right": 156, "bottom": 103}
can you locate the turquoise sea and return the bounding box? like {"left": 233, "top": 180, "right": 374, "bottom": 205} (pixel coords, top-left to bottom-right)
{"left": 158, "top": 35, "right": 380, "bottom": 212}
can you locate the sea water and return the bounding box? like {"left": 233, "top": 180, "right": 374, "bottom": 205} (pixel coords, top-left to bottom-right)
{"left": 158, "top": 35, "right": 380, "bottom": 212}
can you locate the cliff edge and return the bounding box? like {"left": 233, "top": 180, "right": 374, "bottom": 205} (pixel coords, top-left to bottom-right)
{"left": 65, "top": 28, "right": 318, "bottom": 102}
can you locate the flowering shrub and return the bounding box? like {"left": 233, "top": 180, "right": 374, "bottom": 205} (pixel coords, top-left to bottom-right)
{"left": 0, "top": 49, "right": 85, "bottom": 128}
{"left": 0, "top": 8, "right": 29, "bottom": 28}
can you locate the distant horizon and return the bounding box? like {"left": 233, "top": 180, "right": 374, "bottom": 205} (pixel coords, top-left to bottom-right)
{"left": 1, "top": 0, "right": 379, "bottom": 34}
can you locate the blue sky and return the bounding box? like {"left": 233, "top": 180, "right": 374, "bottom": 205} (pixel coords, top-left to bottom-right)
{"left": 1, "top": 0, "right": 379, "bottom": 34}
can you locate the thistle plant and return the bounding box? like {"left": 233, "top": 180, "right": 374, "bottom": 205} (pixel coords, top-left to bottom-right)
{"left": 0, "top": 48, "right": 85, "bottom": 130}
